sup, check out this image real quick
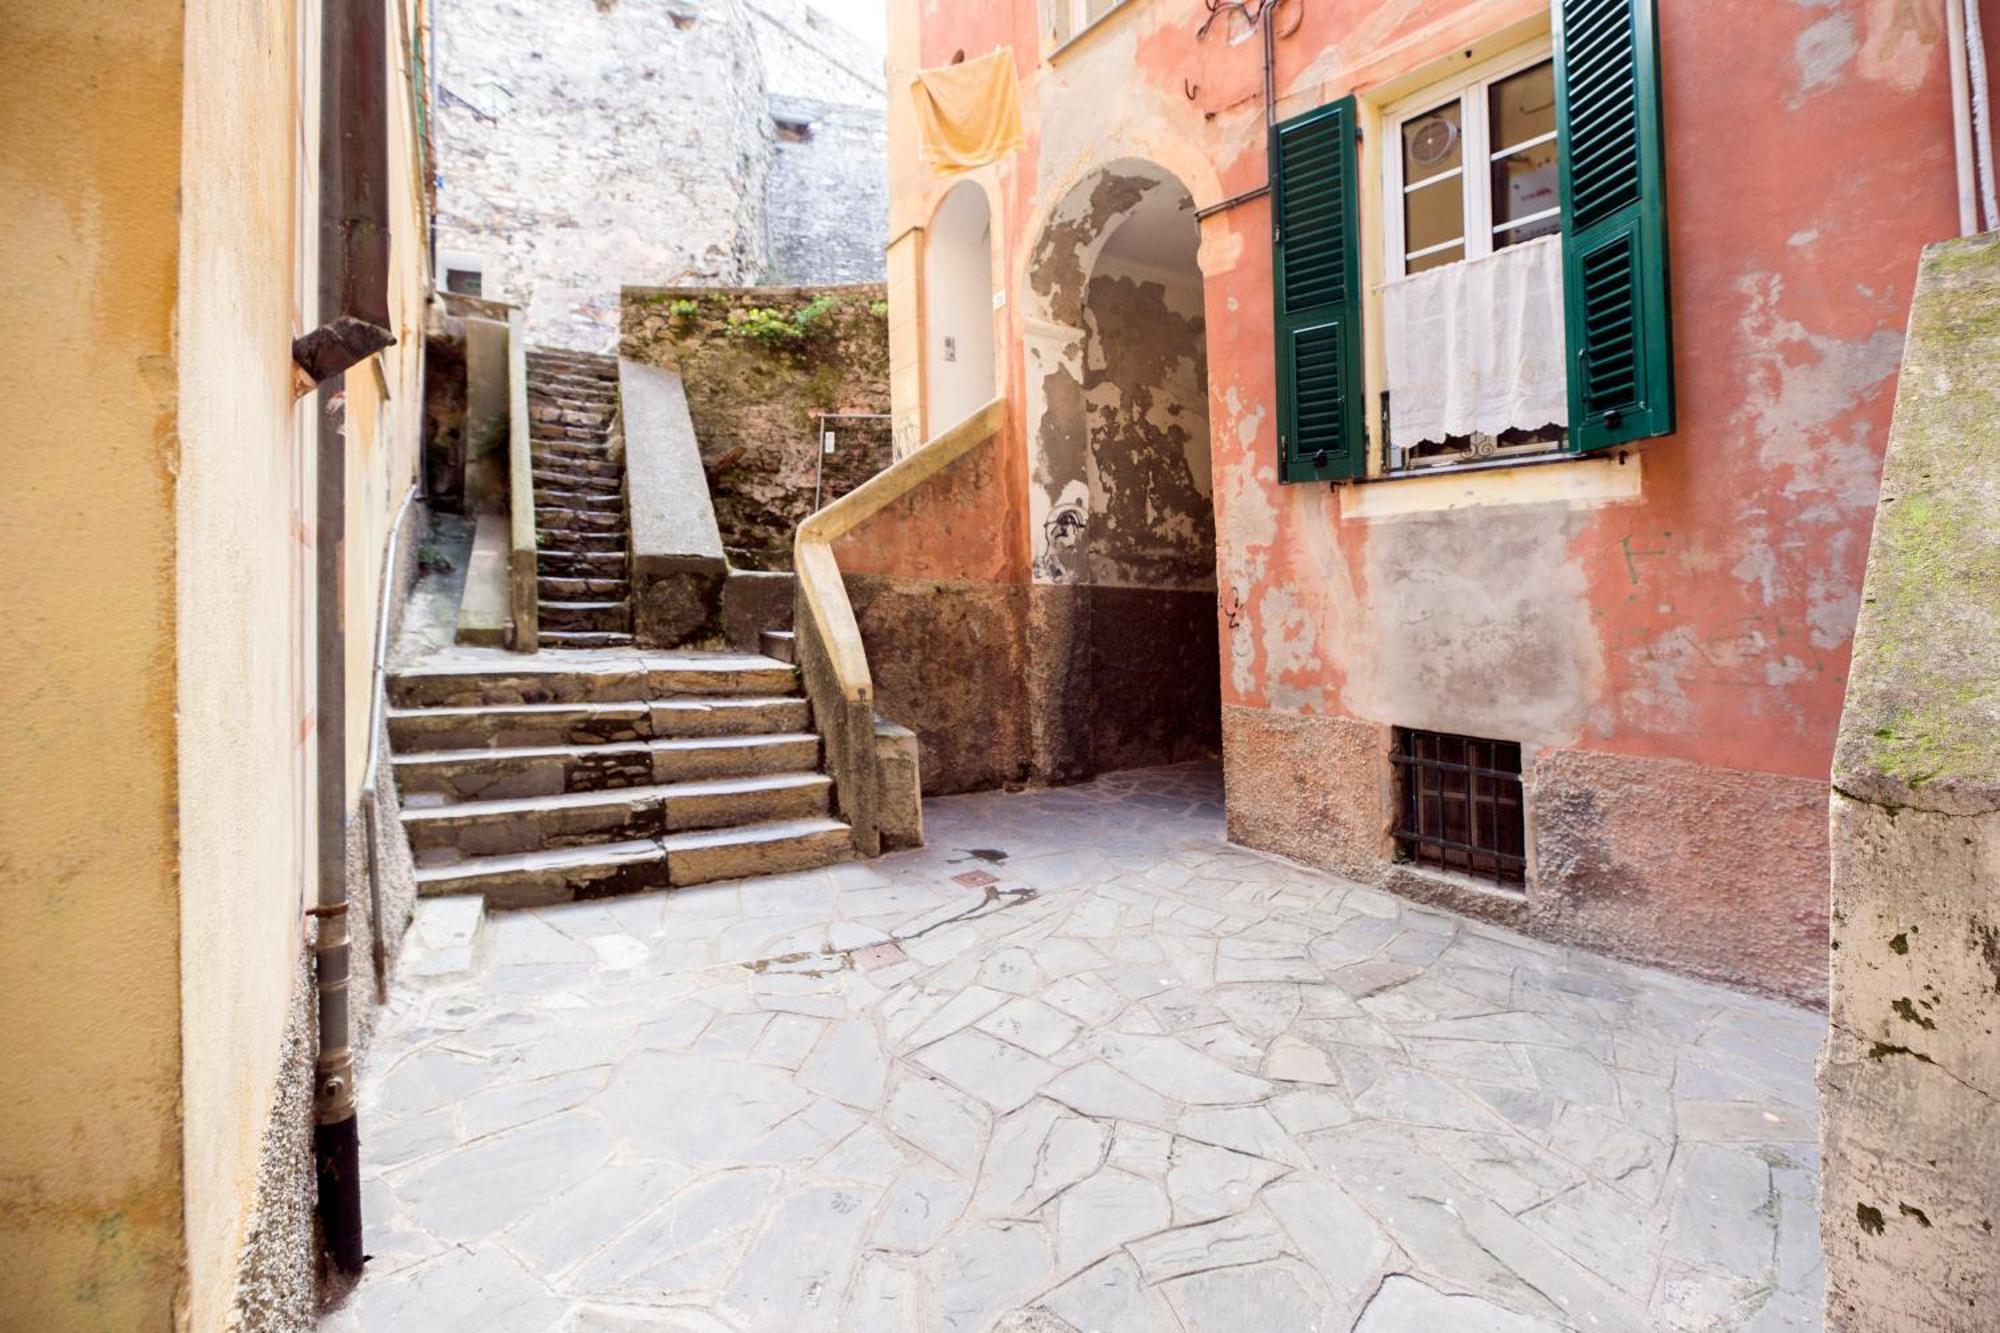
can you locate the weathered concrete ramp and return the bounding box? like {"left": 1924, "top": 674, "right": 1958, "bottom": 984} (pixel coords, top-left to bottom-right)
{"left": 619, "top": 358, "right": 728, "bottom": 646}
{"left": 1821, "top": 232, "right": 2000, "bottom": 1329}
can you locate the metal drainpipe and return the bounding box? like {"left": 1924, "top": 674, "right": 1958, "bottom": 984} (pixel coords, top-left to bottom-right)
{"left": 311, "top": 0, "right": 393, "bottom": 1279}
{"left": 1191, "top": 0, "right": 1292, "bottom": 221}
{"left": 312, "top": 372, "right": 362, "bottom": 1276}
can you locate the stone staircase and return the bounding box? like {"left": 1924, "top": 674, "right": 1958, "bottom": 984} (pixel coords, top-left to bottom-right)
{"left": 528, "top": 348, "right": 634, "bottom": 649}
{"left": 388, "top": 648, "right": 852, "bottom": 907}
{"left": 380, "top": 342, "right": 858, "bottom": 911}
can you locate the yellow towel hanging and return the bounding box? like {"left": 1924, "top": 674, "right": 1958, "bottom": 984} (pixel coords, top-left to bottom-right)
{"left": 912, "top": 48, "right": 1026, "bottom": 172}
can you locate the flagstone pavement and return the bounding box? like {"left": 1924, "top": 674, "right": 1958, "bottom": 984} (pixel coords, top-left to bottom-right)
{"left": 324, "top": 762, "right": 1825, "bottom": 1332}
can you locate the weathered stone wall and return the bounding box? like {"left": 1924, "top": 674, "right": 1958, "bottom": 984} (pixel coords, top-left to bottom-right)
{"left": 749, "top": 0, "right": 888, "bottom": 285}
{"left": 1820, "top": 234, "right": 2000, "bottom": 1331}
{"left": 767, "top": 95, "right": 889, "bottom": 284}
{"left": 623, "top": 284, "right": 891, "bottom": 569}
{"left": 433, "top": 0, "right": 887, "bottom": 349}
{"left": 434, "top": 0, "right": 775, "bottom": 350}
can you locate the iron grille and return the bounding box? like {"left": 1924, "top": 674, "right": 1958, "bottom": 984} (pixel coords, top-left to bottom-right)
{"left": 1392, "top": 728, "right": 1526, "bottom": 888}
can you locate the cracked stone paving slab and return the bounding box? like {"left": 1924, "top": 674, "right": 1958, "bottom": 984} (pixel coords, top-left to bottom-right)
{"left": 323, "top": 763, "right": 1825, "bottom": 1332}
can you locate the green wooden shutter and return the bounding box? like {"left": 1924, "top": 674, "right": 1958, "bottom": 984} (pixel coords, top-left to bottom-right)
{"left": 1273, "top": 97, "right": 1365, "bottom": 483}
{"left": 1556, "top": 0, "right": 1675, "bottom": 452}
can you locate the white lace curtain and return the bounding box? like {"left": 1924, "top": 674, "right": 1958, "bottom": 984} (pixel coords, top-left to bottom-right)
{"left": 1381, "top": 234, "right": 1569, "bottom": 450}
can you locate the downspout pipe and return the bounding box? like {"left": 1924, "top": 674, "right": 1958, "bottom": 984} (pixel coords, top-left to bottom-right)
{"left": 1950, "top": 0, "right": 1980, "bottom": 235}
{"left": 1191, "top": 0, "right": 1293, "bottom": 221}
{"left": 312, "top": 0, "right": 393, "bottom": 1279}
{"left": 1965, "top": 0, "right": 1998, "bottom": 231}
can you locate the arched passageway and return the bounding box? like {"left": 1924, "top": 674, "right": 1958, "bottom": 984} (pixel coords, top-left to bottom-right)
{"left": 1024, "top": 161, "right": 1219, "bottom": 779}
{"left": 924, "top": 180, "right": 997, "bottom": 438}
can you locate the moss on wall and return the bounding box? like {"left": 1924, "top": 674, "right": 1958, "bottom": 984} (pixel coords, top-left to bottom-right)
{"left": 1834, "top": 232, "right": 2000, "bottom": 814}
{"left": 623, "top": 284, "right": 890, "bottom": 568}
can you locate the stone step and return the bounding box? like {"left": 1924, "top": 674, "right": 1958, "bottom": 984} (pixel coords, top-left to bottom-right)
{"left": 537, "top": 507, "right": 626, "bottom": 533}
{"left": 388, "top": 695, "right": 809, "bottom": 750}
{"left": 531, "top": 435, "right": 615, "bottom": 456}
{"left": 537, "top": 551, "right": 626, "bottom": 577}
{"left": 391, "top": 731, "right": 821, "bottom": 800}
{"left": 531, "top": 425, "right": 611, "bottom": 444}
{"left": 538, "top": 575, "right": 631, "bottom": 600}
{"left": 537, "top": 530, "right": 627, "bottom": 554}
{"left": 414, "top": 838, "right": 666, "bottom": 910}
{"left": 412, "top": 814, "right": 852, "bottom": 907}
{"left": 527, "top": 366, "right": 617, "bottom": 387}
{"left": 529, "top": 406, "right": 614, "bottom": 429}
{"left": 533, "top": 465, "right": 623, "bottom": 490}
{"left": 390, "top": 653, "right": 800, "bottom": 707}
{"left": 665, "top": 817, "right": 853, "bottom": 889}
{"left": 526, "top": 355, "right": 617, "bottom": 376}
{"left": 759, "top": 629, "right": 797, "bottom": 665}
{"left": 537, "top": 488, "right": 625, "bottom": 512}
{"left": 402, "top": 895, "right": 486, "bottom": 978}
{"left": 540, "top": 600, "right": 632, "bottom": 633}
{"left": 538, "top": 630, "right": 635, "bottom": 649}
{"left": 401, "top": 772, "right": 834, "bottom": 857}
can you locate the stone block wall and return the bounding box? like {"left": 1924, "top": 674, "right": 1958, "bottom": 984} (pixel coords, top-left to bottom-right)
{"left": 433, "top": 0, "right": 886, "bottom": 351}
{"left": 623, "top": 284, "right": 890, "bottom": 569}
{"left": 767, "top": 96, "right": 889, "bottom": 284}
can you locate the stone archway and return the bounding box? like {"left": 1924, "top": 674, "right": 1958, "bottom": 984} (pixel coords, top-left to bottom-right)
{"left": 1022, "top": 160, "right": 1219, "bottom": 782}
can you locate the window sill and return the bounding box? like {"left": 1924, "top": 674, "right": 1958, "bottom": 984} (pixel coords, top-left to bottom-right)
{"left": 1338, "top": 448, "right": 1642, "bottom": 521}
{"left": 1383, "top": 862, "right": 1531, "bottom": 929}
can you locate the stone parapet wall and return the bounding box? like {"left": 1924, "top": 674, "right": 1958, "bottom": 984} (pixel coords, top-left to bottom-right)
{"left": 1821, "top": 233, "right": 2000, "bottom": 1332}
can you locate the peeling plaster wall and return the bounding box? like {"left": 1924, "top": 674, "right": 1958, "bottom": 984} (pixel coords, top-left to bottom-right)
{"left": 882, "top": 0, "right": 1966, "bottom": 1002}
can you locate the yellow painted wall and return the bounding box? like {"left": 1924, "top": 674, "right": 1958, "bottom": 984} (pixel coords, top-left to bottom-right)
{"left": 0, "top": 1, "right": 192, "bottom": 1327}
{"left": 179, "top": 1, "right": 431, "bottom": 1327}
{"left": 1, "top": 0, "right": 430, "bottom": 1325}
{"left": 173, "top": 0, "right": 319, "bottom": 1324}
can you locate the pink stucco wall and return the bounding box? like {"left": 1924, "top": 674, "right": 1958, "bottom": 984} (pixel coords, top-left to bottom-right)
{"left": 882, "top": 0, "right": 1974, "bottom": 1001}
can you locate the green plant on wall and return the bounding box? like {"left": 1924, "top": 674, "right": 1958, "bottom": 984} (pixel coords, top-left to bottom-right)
{"left": 725, "top": 294, "right": 842, "bottom": 348}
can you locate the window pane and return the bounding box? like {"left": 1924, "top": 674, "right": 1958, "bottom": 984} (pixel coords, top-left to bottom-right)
{"left": 1491, "top": 138, "right": 1560, "bottom": 243}
{"left": 1400, "top": 101, "right": 1462, "bottom": 185}
{"left": 1404, "top": 174, "right": 1464, "bottom": 261}
{"left": 1488, "top": 60, "right": 1555, "bottom": 152}
{"left": 1408, "top": 242, "right": 1464, "bottom": 274}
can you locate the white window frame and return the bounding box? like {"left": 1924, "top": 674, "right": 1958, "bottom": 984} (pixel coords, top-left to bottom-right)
{"left": 1382, "top": 39, "right": 1560, "bottom": 280}
{"left": 436, "top": 248, "right": 488, "bottom": 298}
{"left": 1046, "top": 0, "right": 1136, "bottom": 57}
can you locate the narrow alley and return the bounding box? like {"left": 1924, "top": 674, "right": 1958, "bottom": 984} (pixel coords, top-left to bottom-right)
{"left": 7, "top": 0, "right": 1997, "bottom": 1330}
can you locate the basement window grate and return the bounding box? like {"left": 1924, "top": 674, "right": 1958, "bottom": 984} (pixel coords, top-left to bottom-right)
{"left": 1392, "top": 727, "right": 1526, "bottom": 889}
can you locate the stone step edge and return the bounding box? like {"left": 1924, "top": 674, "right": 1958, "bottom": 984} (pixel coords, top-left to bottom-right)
{"left": 389, "top": 731, "right": 821, "bottom": 768}
{"left": 400, "top": 771, "right": 832, "bottom": 824}
{"left": 388, "top": 695, "right": 804, "bottom": 722}
{"left": 411, "top": 817, "right": 853, "bottom": 894}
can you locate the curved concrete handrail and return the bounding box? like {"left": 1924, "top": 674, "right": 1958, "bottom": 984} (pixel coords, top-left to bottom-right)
{"left": 793, "top": 396, "right": 1009, "bottom": 855}
{"left": 505, "top": 308, "right": 538, "bottom": 650}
